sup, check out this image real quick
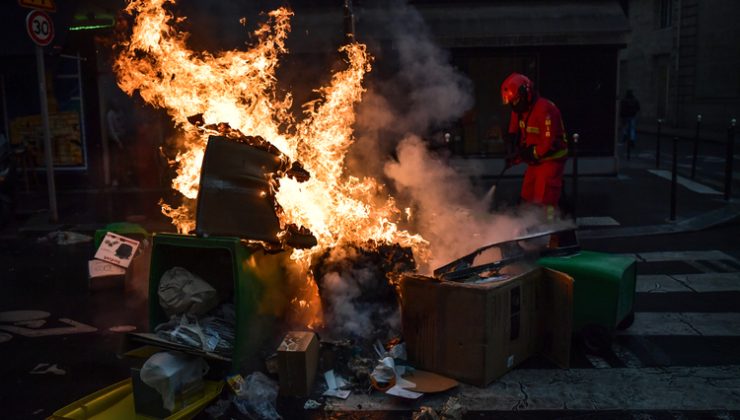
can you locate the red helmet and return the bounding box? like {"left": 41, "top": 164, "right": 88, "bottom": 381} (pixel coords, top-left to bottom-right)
{"left": 501, "top": 73, "right": 534, "bottom": 106}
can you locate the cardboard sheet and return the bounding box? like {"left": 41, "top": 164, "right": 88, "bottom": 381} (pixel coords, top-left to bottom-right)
{"left": 401, "top": 369, "right": 458, "bottom": 393}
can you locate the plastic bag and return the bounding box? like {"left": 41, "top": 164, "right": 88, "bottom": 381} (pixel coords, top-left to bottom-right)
{"left": 155, "top": 315, "right": 221, "bottom": 352}
{"left": 158, "top": 267, "right": 218, "bottom": 316}
{"left": 140, "top": 351, "right": 209, "bottom": 412}
{"left": 231, "top": 372, "right": 281, "bottom": 420}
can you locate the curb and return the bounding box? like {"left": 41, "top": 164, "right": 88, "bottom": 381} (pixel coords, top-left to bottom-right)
{"left": 579, "top": 202, "right": 740, "bottom": 240}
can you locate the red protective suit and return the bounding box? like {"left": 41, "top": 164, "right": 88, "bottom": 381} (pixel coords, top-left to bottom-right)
{"left": 508, "top": 96, "right": 568, "bottom": 207}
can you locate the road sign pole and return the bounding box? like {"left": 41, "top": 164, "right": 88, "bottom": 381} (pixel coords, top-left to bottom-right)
{"left": 35, "top": 45, "right": 58, "bottom": 222}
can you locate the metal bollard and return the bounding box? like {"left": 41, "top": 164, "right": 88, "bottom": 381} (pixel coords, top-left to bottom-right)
{"left": 725, "top": 118, "right": 737, "bottom": 201}
{"left": 670, "top": 136, "right": 678, "bottom": 221}
{"left": 656, "top": 118, "right": 663, "bottom": 169}
{"left": 691, "top": 114, "right": 702, "bottom": 179}
{"left": 572, "top": 133, "right": 579, "bottom": 221}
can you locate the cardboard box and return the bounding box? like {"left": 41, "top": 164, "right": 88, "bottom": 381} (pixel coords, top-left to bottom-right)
{"left": 401, "top": 266, "right": 573, "bottom": 386}
{"left": 87, "top": 259, "right": 126, "bottom": 290}
{"left": 277, "top": 331, "right": 319, "bottom": 396}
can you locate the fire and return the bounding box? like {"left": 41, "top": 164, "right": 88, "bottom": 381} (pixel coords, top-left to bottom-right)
{"left": 114, "top": 0, "right": 429, "bottom": 325}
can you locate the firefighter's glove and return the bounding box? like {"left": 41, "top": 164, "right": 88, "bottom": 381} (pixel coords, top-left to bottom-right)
{"left": 519, "top": 145, "right": 539, "bottom": 164}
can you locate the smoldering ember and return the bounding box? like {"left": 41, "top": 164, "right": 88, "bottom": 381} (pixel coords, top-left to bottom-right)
{"left": 1, "top": 0, "right": 740, "bottom": 419}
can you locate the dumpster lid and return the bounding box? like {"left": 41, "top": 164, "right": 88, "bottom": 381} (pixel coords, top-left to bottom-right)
{"left": 195, "top": 135, "right": 316, "bottom": 248}
{"left": 433, "top": 226, "right": 579, "bottom": 282}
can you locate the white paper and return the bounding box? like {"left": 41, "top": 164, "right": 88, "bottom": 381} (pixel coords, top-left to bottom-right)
{"left": 324, "top": 369, "right": 337, "bottom": 390}
{"left": 88, "top": 259, "right": 126, "bottom": 278}
{"left": 323, "top": 389, "right": 351, "bottom": 399}
{"left": 386, "top": 384, "right": 423, "bottom": 399}
{"left": 94, "top": 232, "right": 140, "bottom": 268}
{"left": 323, "top": 370, "right": 351, "bottom": 399}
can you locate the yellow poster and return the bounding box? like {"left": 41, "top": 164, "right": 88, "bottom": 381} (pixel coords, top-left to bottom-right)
{"left": 10, "top": 111, "right": 84, "bottom": 167}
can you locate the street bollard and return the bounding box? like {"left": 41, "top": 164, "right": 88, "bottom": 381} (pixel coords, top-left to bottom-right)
{"left": 691, "top": 114, "right": 702, "bottom": 179}
{"left": 670, "top": 136, "right": 678, "bottom": 222}
{"left": 572, "top": 133, "right": 579, "bottom": 221}
{"left": 725, "top": 118, "right": 736, "bottom": 201}
{"left": 656, "top": 118, "right": 663, "bottom": 169}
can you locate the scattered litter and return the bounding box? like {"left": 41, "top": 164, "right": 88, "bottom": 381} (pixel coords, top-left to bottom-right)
{"left": 231, "top": 372, "right": 281, "bottom": 420}
{"left": 370, "top": 357, "right": 397, "bottom": 387}
{"left": 31, "top": 409, "right": 44, "bottom": 416}
{"left": 401, "top": 369, "right": 458, "bottom": 393}
{"left": 140, "top": 352, "right": 209, "bottom": 412}
{"left": 388, "top": 342, "right": 407, "bottom": 360}
{"left": 0, "top": 332, "right": 11, "bottom": 343}
{"left": 303, "top": 399, "right": 321, "bottom": 409}
{"left": 347, "top": 356, "right": 374, "bottom": 384}
{"left": 155, "top": 307, "right": 235, "bottom": 354}
{"left": 386, "top": 384, "right": 423, "bottom": 399}
{"left": 323, "top": 370, "right": 351, "bottom": 399}
{"left": 94, "top": 232, "right": 139, "bottom": 268}
{"left": 30, "top": 363, "right": 66, "bottom": 375}
{"left": 412, "top": 406, "right": 440, "bottom": 420}
{"left": 158, "top": 267, "right": 218, "bottom": 316}
{"left": 440, "top": 396, "right": 467, "bottom": 420}
{"left": 108, "top": 325, "right": 137, "bottom": 333}
{"left": 14, "top": 319, "right": 46, "bottom": 328}
{"left": 88, "top": 260, "right": 126, "bottom": 279}
{"left": 0, "top": 310, "right": 50, "bottom": 323}
{"left": 41, "top": 231, "right": 92, "bottom": 245}
{"left": 204, "top": 397, "right": 231, "bottom": 418}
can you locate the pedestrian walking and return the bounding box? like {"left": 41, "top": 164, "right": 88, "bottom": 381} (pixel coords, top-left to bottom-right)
{"left": 619, "top": 89, "right": 640, "bottom": 146}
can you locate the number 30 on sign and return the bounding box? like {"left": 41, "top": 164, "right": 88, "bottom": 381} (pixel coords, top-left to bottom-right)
{"left": 26, "top": 10, "right": 54, "bottom": 47}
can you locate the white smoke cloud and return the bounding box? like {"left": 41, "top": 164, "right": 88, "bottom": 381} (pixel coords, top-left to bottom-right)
{"left": 317, "top": 246, "right": 401, "bottom": 339}
{"left": 384, "top": 135, "right": 545, "bottom": 272}
{"left": 348, "top": 0, "right": 474, "bottom": 176}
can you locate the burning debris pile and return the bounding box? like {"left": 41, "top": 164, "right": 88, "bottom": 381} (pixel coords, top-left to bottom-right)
{"left": 99, "top": 0, "right": 583, "bottom": 418}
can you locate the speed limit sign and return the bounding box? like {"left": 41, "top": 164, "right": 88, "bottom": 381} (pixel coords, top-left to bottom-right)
{"left": 26, "top": 10, "right": 54, "bottom": 46}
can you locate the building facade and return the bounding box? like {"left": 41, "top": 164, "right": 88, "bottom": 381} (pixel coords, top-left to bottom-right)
{"left": 619, "top": 0, "right": 740, "bottom": 131}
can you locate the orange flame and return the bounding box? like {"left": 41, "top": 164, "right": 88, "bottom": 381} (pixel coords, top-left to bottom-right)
{"left": 114, "top": 0, "right": 428, "bottom": 326}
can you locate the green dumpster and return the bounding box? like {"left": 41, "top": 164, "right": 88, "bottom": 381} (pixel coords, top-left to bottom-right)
{"left": 94, "top": 222, "right": 149, "bottom": 248}
{"left": 538, "top": 250, "right": 636, "bottom": 349}
{"left": 147, "top": 232, "right": 286, "bottom": 372}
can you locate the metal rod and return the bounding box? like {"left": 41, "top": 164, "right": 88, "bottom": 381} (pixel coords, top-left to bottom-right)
{"left": 0, "top": 75, "right": 8, "bottom": 140}
{"left": 572, "top": 133, "right": 579, "bottom": 221}
{"left": 670, "top": 136, "right": 678, "bottom": 222}
{"left": 725, "top": 118, "right": 736, "bottom": 201}
{"left": 691, "top": 114, "right": 701, "bottom": 179}
{"left": 75, "top": 52, "right": 89, "bottom": 171}
{"left": 35, "top": 45, "right": 58, "bottom": 222}
{"left": 656, "top": 118, "right": 662, "bottom": 169}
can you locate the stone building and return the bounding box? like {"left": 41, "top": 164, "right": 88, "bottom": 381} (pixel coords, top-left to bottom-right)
{"left": 618, "top": 0, "right": 740, "bottom": 131}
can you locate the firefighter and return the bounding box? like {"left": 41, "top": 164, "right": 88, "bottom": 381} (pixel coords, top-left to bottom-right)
{"left": 501, "top": 72, "right": 568, "bottom": 220}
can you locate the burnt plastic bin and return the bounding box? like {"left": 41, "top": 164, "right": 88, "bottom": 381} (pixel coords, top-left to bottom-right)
{"left": 148, "top": 232, "right": 285, "bottom": 372}
{"left": 538, "top": 250, "right": 636, "bottom": 351}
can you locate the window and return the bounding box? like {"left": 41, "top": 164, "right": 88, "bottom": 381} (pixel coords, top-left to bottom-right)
{"left": 659, "top": 0, "right": 673, "bottom": 28}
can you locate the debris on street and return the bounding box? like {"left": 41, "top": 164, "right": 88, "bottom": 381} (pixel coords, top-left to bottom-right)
{"left": 231, "top": 372, "right": 281, "bottom": 420}
{"left": 29, "top": 363, "right": 66, "bottom": 375}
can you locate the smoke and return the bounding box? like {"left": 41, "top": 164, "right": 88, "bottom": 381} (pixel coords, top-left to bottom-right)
{"left": 348, "top": 0, "right": 474, "bottom": 176}
{"left": 343, "top": 1, "right": 549, "bottom": 272}
{"left": 385, "top": 135, "right": 548, "bottom": 272}
{"left": 314, "top": 245, "right": 408, "bottom": 340}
